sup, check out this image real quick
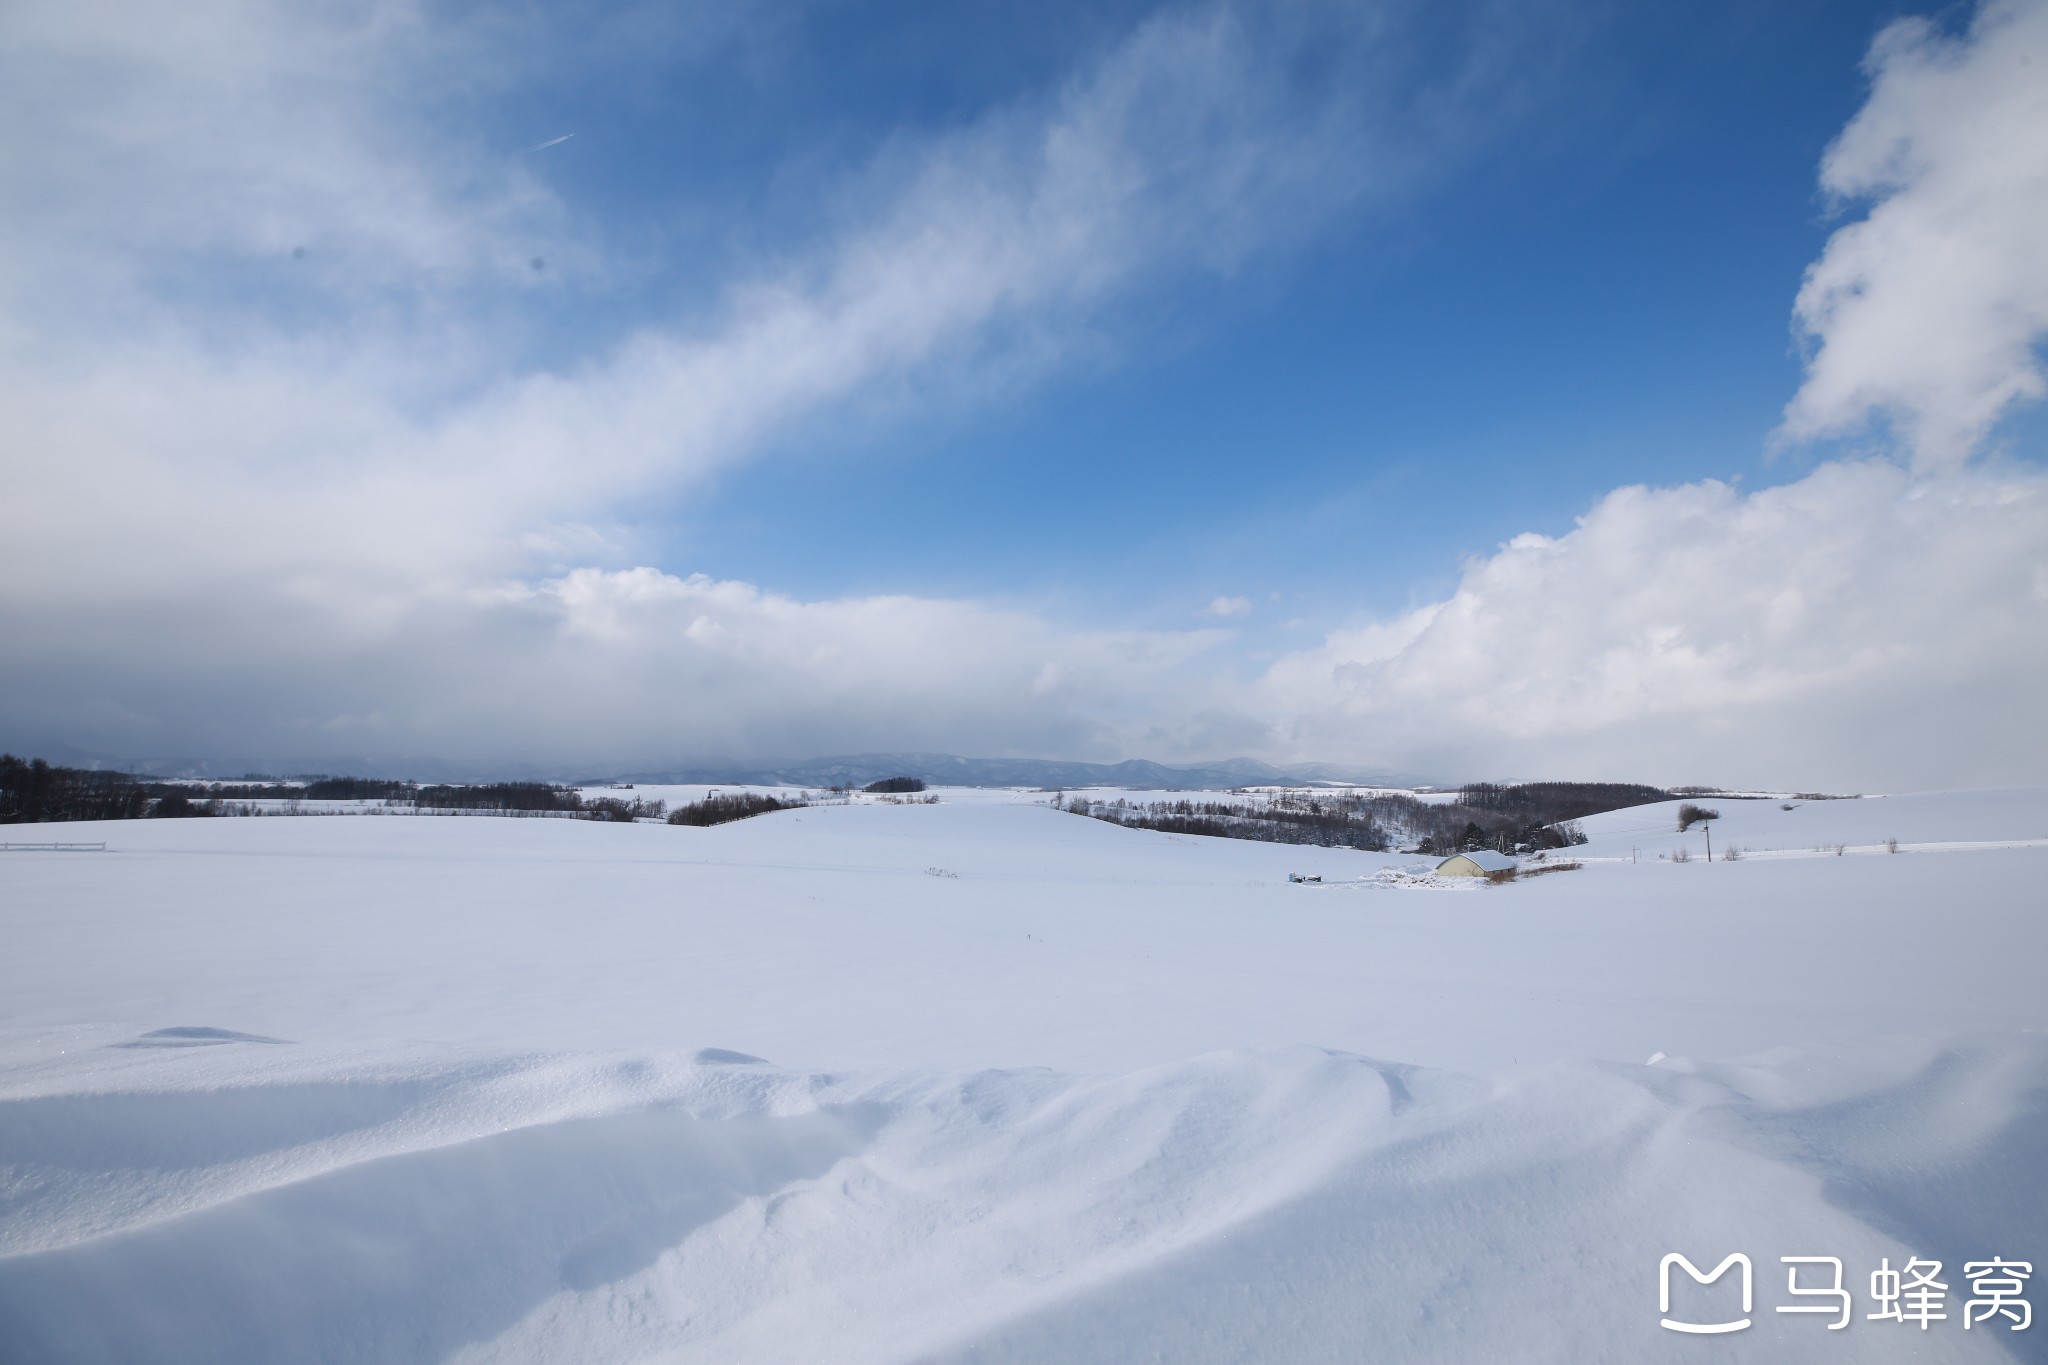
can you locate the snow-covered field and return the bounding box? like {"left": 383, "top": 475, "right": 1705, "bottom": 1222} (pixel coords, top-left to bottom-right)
{"left": 2, "top": 790, "right": 2044, "bottom": 1361}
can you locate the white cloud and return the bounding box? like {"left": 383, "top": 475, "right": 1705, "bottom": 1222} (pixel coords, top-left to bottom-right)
{"left": 0, "top": 0, "right": 1528, "bottom": 766}
{"left": 3, "top": 0, "right": 2041, "bottom": 796}
{"left": 520, "top": 569, "right": 1229, "bottom": 760}
{"left": 0, "top": 0, "right": 567, "bottom": 333}
{"left": 0, "top": 566, "right": 1232, "bottom": 766}
{"left": 1249, "top": 0, "right": 2048, "bottom": 791}
{"left": 14, "top": 459, "right": 2042, "bottom": 790}
{"left": 1255, "top": 460, "right": 2048, "bottom": 789}
{"left": 0, "top": 0, "right": 1472, "bottom": 611}
{"left": 1781, "top": 0, "right": 2048, "bottom": 467}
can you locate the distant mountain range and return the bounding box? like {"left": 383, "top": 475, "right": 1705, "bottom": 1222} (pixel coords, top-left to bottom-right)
{"left": 6, "top": 742, "right": 1432, "bottom": 791}
{"left": 612, "top": 753, "right": 1434, "bottom": 791}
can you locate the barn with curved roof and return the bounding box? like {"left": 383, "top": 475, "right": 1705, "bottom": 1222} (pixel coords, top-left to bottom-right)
{"left": 1436, "top": 849, "right": 1517, "bottom": 878}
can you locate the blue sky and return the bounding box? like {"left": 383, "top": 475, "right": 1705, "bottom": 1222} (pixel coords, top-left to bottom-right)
{"left": 0, "top": 0, "right": 2043, "bottom": 787}
{"left": 656, "top": 0, "right": 1898, "bottom": 617}
{"left": 488, "top": 0, "right": 1905, "bottom": 612}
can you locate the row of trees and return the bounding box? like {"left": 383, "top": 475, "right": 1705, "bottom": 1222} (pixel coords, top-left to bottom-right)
{"left": 1332, "top": 782, "right": 1663, "bottom": 854}
{"left": 2, "top": 756, "right": 157, "bottom": 822}
{"left": 1058, "top": 781, "right": 1671, "bottom": 855}
{"left": 1456, "top": 782, "right": 1668, "bottom": 833}
{"left": 584, "top": 795, "right": 668, "bottom": 822}
{"left": 1059, "top": 795, "right": 1394, "bottom": 849}
{"left": 122, "top": 776, "right": 419, "bottom": 802}
{"left": 414, "top": 782, "right": 583, "bottom": 812}
{"left": 0, "top": 757, "right": 654, "bottom": 824}
{"left": 0, "top": 756, "right": 290, "bottom": 822}
{"left": 2, "top": 753, "right": 838, "bottom": 829}
{"left": 667, "top": 793, "right": 803, "bottom": 826}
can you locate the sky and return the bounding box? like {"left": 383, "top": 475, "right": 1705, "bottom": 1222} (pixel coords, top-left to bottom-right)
{"left": 1, "top": 0, "right": 2044, "bottom": 790}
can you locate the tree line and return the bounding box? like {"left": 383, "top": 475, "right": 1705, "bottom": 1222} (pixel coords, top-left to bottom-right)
{"left": 666, "top": 793, "right": 803, "bottom": 826}
{"left": 0, "top": 752, "right": 833, "bottom": 828}
{"left": 1059, "top": 780, "right": 1679, "bottom": 855}
{"left": 2, "top": 756, "right": 158, "bottom": 822}
{"left": 0, "top": 756, "right": 663, "bottom": 824}
{"left": 1058, "top": 795, "right": 1395, "bottom": 849}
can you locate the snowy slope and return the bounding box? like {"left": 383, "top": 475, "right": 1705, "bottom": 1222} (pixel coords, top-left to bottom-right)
{"left": 2, "top": 793, "right": 2044, "bottom": 1362}
{"left": 1576, "top": 787, "right": 2048, "bottom": 860}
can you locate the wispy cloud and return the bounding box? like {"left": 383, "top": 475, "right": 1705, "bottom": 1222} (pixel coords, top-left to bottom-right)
{"left": 0, "top": 0, "right": 1517, "bottom": 762}
{"left": 0, "top": 0, "right": 566, "bottom": 321}
{"left": 0, "top": 4, "right": 1371, "bottom": 590}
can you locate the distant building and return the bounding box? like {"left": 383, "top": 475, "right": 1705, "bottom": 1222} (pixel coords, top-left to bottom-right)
{"left": 1436, "top": 850, "right": 1517, "bottom": 878}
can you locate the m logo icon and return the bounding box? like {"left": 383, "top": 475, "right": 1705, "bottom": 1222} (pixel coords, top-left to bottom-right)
{"left": 1660, "top": 1253, "right": 1753, "bottom": 1334}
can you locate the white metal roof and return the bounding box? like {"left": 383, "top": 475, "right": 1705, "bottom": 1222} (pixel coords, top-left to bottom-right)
{"left": 1438, "top": 849, "right": 1517, "bottom": 872}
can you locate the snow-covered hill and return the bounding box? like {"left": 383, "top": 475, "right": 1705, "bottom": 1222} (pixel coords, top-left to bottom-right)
{"left": 2, "top": 792, "right": 2043, "bottom": 1361}
{"left": 1575, "top": 787, "right": 2048, "bottom": 860}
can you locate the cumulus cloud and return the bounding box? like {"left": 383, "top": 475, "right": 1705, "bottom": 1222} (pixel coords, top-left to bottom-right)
{"left": 1782, "top": 0, "right": 2048, "bottom": 467}
{"left": 1255, "top": 460, "right": 2048, "bottom": 789}
{"left": 1239, "top": 0, "right": 2048, "bottom": 792}
{"left": 17, "top": 456, "right": 2041, "bottom": 790}
{"left": 0, "top": 567, "right": 1232, "bottom": 766}
{"left": 1205, "top": 596, "right": 1253, "bottom": 618}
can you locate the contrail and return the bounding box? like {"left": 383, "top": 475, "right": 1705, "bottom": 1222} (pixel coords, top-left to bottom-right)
{"left": 523, "top": 133, "right": 574, "bottom": 153}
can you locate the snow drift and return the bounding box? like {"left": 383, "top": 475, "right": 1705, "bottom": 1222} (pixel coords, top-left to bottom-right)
{"left": 2, "top": 792, "right": 2043, "bottom": 1361}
